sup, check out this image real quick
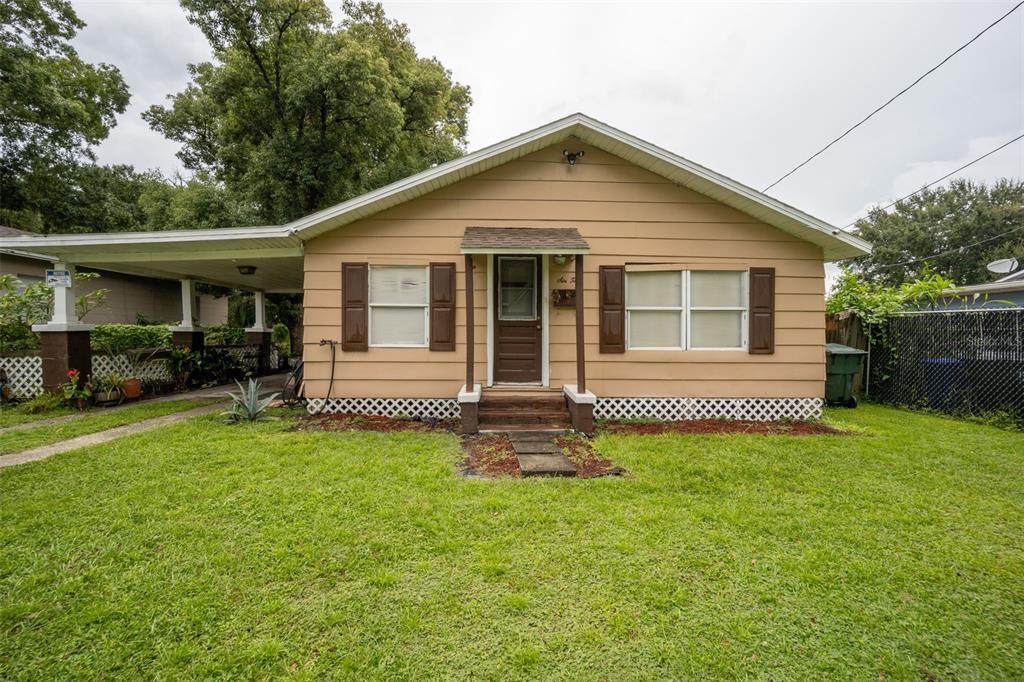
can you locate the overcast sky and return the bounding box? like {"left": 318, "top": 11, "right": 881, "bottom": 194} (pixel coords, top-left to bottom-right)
{"left": 70, "top": 0, "right": 1023, "bottom": 231}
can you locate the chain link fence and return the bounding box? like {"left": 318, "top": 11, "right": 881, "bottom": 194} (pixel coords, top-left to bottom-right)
{"left": 868, "top": 308, "right": 1024, "bottom": 425}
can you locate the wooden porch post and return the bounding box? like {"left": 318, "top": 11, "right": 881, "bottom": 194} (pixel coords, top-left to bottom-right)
{"left": 575, "top": 254, "right": 586, "bottom": 393}
{"left": 465, "top": 254, "right": 475, "bottom": 389}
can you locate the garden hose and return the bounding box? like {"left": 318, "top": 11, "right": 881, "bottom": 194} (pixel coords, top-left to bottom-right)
{"left": 317, "top": 339, "right": 339, "bottom": 415}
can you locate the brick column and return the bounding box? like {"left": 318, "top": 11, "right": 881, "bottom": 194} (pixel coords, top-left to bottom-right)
{"left": 171, "top": 279, "right": 203, "bottom": 350}
{"left": 246, "top": 291, "right": 271, "bottom": 375}
{"left": 32, "top": 262, "right": 94, "bottom": 392}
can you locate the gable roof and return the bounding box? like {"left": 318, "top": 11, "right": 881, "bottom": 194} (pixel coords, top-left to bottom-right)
{"left": 284, "top": 113, "right": 871, "bottom": 260}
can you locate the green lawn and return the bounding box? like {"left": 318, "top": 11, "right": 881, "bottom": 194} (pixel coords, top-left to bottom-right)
{"left": 1, "top": 405, "right": 1021, "bottom": 679}
{"left": 0, "top": 399, "right": 217, "bottom": 454}
{"left": 0, "top": 405, "right": 74, "bottom": 429}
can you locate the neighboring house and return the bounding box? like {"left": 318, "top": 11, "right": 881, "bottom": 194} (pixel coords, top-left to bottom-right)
{"left": 0, "top": 114, "right": 871, "bottom": 431}
{"left": 941, "top": 269, "right": 1024, "bottom": 308}
{"left": 1, "top": 225, "right": 227, "bottom": 326}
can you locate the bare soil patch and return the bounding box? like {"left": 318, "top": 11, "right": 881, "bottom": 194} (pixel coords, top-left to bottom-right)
{"left": 293, "top": 413, "right": 457, "bottom": 433}
{"left": 461, "top": 433, "right": 520, "bottom": 478}
{"left": 598, "top": 419, "right": 844, "bottom": 436}
{"left": 556, "top": 435, "right": 625, "bottom": 478}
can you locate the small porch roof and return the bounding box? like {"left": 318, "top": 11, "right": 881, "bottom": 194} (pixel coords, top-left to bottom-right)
{"left": 459, "top": 227, "right": 590, "bottom": 254}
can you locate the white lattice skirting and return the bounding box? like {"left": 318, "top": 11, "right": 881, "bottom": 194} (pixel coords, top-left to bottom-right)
{"left": 306, "top": 397, "right": 461, "bottom": 420}
{"left": 594, "top": 397, "right": 823, "bottom": 421}
{"left": 0, "top": 356, "right": 43, "bottom": 400}
{"left": 92, "top": 354, "right": 172, "bottom": 383}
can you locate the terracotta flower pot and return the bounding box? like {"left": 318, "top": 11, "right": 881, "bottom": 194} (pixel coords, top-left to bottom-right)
{"left": 123, "top": 378, "right": 142, "bottom": 400}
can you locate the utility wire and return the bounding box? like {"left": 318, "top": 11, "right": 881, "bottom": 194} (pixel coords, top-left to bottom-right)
{"left": 763, "top": 0, "right": 1024, "bottom": 192}
{"left": 843, "top": 131, "right": 1024, "bottom": 230}
{"left": 871, "top": 224, "right": 1024, "bottom": 270}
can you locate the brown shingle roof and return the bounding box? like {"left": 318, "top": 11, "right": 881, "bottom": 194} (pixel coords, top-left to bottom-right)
{"left": 460, "top": 227, "right": 590, "bottom": 253}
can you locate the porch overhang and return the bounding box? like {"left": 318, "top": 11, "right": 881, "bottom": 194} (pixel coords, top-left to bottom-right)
{"left": 459, "top": 227, "right": 590, "bottom": 255}
{"left": 0, "top": 227, "right": 304, "bottom": 292}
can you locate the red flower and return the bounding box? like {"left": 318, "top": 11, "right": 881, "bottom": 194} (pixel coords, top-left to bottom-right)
{"left": 67, "top": 369, "right": 79, "bottom": 378}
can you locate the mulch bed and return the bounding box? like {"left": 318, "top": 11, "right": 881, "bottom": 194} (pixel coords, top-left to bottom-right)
{"left": 460, "top": 434, "right": 521, "bottom": 478}
{"left": 598, "top": 419, "right": 844, "bottom": 436}
{"left": 292, "top": 412, "right": 458, "bottom": 433}
{"left": 556, "top": 435, "right": 625, "bottom": 478}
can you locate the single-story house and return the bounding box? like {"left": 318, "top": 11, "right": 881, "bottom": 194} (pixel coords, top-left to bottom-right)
{"left": 1, "top": 225, "right": 228, "bottom": 326}
{"left": 0, "top": 113, "right": 871, "bottom": 432}
{"left": 940, "top": 269, "right": 1024, "bottom": 309}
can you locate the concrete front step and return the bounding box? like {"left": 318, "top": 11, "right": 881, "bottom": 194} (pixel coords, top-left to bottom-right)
{"left": 517, "top": 453, "right": 576, "bottom": 477}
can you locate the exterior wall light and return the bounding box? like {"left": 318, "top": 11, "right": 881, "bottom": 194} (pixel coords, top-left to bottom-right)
{"left": 562, "top": 149, "right": 585, "bottom": 166}
{"left": 237, "top": 265, "right": 257, "bottom": 275}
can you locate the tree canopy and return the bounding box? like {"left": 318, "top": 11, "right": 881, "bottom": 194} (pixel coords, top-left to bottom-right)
{"left": 0, "top": 0, "right": 130, "bottom": 230}
{"left": 144, "top": 0, "right": 472, "bottom": 224}
{"left": 852, "top": 178, "right": 1024, "bottom": 286}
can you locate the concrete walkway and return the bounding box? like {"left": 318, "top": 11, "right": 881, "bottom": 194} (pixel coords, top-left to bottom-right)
{"left": 0, "top": 374, "right": 287, "bottom": 469}
{"left": 507, "top": 431, "right": 576, "bottom": 477}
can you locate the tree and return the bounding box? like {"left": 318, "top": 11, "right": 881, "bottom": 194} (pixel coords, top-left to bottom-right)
{"left": 144, "top": 0, "right": 471, "bottom": 223}
{"left": 852, "top": 179, "right": 1024, "bottom": 286}
{"left": 0, "top": 0, "right": 130, "bottom": 222}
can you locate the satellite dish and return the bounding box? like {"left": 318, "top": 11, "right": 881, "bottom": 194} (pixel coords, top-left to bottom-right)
{"left": 986, "top": 257, "right": 1019, "bottom": 274}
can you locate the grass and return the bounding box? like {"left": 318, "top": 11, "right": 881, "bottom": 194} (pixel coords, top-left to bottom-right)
{"left": 0, "top": 405, "right": 73, "bottom": 429}
{"left": 1, "top": 405, "right": 1022, "bottom": 679}
{"left": 0, "top": 399, "right": 217, "bottom": 454}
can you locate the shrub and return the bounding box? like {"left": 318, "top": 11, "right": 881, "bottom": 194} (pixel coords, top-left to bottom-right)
{"left": 91, "top": 324, "right": 171, "bottom": 352}
{"left": 223, "top": 379, "right": 279, "bottom": 423}
{"left": 17, "top": 392, "right": 64, "bottom": 414}
{"left": 272, "top": 322, "right": 291, "bottom": 357}
{"left": 205, "top": 324, "right": 246, "bottom": 346}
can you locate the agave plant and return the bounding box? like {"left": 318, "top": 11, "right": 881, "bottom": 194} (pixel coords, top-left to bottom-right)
{"left": 223, "top": 379, "right": 280, "bottom": 423}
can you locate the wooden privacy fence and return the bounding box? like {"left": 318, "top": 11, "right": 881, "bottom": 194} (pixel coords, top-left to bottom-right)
{"left": 825, "top": 311, "right": 868, "bottom": 394}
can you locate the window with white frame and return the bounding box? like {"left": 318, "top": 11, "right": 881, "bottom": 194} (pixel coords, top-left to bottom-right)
{"left": 626, "top": 270, "right": 747, "bottom": 350}
{"left": 368, "top": 265, "right": 429, "bottom": 346}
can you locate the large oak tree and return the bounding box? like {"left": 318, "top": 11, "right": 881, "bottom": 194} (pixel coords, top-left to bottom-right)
{"left": 145, "top": 0, "right": 471, "bottom": 223}
{"left": 853, "top": 178, "right": 1024, "bottom": 286}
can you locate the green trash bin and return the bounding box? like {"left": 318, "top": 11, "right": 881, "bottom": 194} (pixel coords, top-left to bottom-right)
{"left": 825, "top": 343, "right": 867, "bottom": 407}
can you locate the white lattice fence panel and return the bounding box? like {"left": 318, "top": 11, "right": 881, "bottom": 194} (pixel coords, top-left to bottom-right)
{"left": 595, "top": 397, "right": 823, "bottom": 421}
{"left": 306, "top": 397, "right": 460, "bottom": 420}
{"left": 269, "top": 347, "right": 280, "bottom": 369}
{"left": 0, "top": 356, "right": 43, "bottom": 399}
{"left": 91, "top": 354, "right": 171, "bottom": 383}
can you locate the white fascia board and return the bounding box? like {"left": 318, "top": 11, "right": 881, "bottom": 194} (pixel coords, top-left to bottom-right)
{"left": 570, "top": 115, "right": 872, "bottom": 260}
{"left": 285, "top": 114, "right": 583, "bottom": 241}
{"left": 285, "top": 112, "right": 871, "bottom": 260}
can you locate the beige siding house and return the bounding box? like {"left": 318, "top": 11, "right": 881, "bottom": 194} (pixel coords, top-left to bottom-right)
{"left": 0, "top": 114, "right": 870, "bottom": 432}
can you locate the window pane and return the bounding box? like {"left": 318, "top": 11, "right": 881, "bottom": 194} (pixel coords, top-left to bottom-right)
{"left": 691, "top": 271, "right": 744, "bottom": 308}
{"left": 499, "top": 258, "right": 536, "bottom": 320}
{"left": 629, "top": 310, "right": 681, "bottom": 348}
{"left": 627, "top": 271, "right": 681, "bottom": 307}
{"left": 690, "top": 310, "right": 743, "bottom": 348}
{"left": 371, "top": 307, "right": 425, "bottom": 345}
{"left": 370, "top": 266, "right": 427, "bottom": 304}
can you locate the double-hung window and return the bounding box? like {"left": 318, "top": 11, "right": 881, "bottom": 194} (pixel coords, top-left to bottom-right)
{"left": 368, "top": 265, "right": 429, "bottom": 347}
{"left": 625, "top": 270, "right": 748, "bottom": 350}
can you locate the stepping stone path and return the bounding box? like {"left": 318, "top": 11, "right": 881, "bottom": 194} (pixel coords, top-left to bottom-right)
{"left": 506, "top": 431, "right": 576, "bottom": 477}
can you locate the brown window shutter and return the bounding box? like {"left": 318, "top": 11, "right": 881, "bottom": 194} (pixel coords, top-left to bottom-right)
{"left": 599, "top": 265, "right": 626, "bottom": 353}
{"left": 749, "top": 267, "right": 775, "bottom": 354}
{"left": 341, "top": 262, "right": 368, "bottom": 351}
{"left": 429, "top": 262, "right": 456, "bottom": 351}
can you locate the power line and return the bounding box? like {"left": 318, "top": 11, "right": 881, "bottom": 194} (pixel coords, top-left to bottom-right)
{"left": 872, "top": 224, "right": 1024, "bottom": 270}
{"left": 844, "top": 131, "right": 1024, "bottom": 230}
{"left": 762, "top": 0, "right": 1024, "bottom": 192}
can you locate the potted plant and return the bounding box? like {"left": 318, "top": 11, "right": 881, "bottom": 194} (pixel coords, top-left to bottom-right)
{"left": 122, "top": 347, "right": 162, "bottom": 400}
{"left": 93, "top": 373, "right": 126, "bottom": 406}
{"left": 62, "top": 369, "right": 93, "bottom": 410}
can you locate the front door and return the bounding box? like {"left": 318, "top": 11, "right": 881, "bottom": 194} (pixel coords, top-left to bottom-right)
{"left": 494, "top": 255, "right": 542, "bottom": 383}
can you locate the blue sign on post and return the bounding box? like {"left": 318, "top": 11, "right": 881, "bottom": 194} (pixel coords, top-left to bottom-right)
{"left": 45, "top": 270, "right": 72, "bottom": 288}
